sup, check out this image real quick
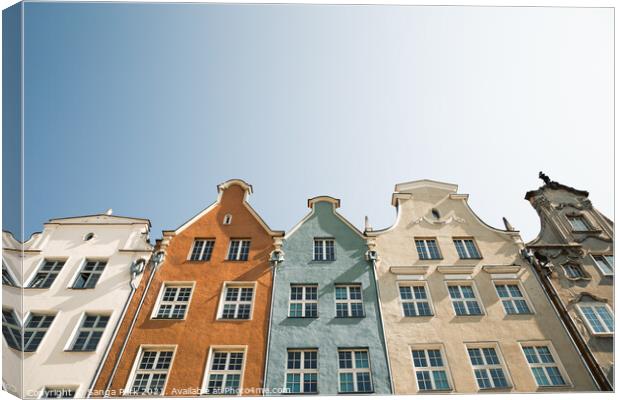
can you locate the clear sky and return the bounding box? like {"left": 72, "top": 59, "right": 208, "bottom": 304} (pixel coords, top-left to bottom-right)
{"left": 13, "top": 2, "right": 613, "bottom": 242}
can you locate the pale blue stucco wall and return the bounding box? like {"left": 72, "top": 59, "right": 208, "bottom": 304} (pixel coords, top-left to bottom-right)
{"left": 264, "top": 200, "right": 391, "bottom": 394}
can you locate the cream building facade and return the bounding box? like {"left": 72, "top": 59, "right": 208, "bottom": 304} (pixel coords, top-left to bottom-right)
{"left": 525, "top": 173, "right": 614, "bottom": 390}
{"left": 2, "top": 213, "right": 153, "bottom": 398}
{"left": 366, "top": 180, "right": 598, "bottom": 393}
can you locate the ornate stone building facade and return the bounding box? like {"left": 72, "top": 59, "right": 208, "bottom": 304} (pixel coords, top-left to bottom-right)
{"left": 525, "top": 173, "right": 614, "bottom": 390}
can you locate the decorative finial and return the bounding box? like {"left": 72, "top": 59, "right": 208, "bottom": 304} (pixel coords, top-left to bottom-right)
{"left": 105, "top": 208, "right": 113, "bottom": 215}
{"left": 538, "top": 171, "right": 551, "bottom": 185}
{"left": 502, "top": 217, "right": 515, "bottom": 231}
{"left": 364, "top": 216, "right": 372, "bottom": 232}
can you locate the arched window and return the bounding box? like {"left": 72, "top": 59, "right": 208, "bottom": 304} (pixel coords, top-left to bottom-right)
{"left": 223, "top": 214, "right": 232, "bottom": 225}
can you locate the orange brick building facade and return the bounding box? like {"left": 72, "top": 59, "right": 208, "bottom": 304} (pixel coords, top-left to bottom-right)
{"left": 92, "top": 180, "right": 283, "bottom": 396}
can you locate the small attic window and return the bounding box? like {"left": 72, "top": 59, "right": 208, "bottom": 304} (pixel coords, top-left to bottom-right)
{"left": 431, "top": 209, "right": 441, "bottom": 220}
{"left": 84, "top": 233, "right": 95, "bottom": 241}
{"left": 223, "top": 214, "right": 232, "bottom": 225}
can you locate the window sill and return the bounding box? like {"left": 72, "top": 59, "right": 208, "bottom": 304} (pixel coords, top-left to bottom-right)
{"left": 283, "top": 392, "right": 319, "bottom": 395}
{"left": 151, "top": 317, "right": 186, "bottom": 321}
{"left": 337, "top": 391, "right": 374, "bottom": 395}
{"left": 287, "top": 316, "right": 318, "bottom": 319}
{"left": 335, "top": 315, "right": 366, "bottom": 319}
{"left": 402, "top": 315, "right": 434, "bottom": 318}
{"left": 216, "top": 318, "right": 253, "bottom": 322}
{"left": 589, "top": 332, "right": 614, "bottom": 338}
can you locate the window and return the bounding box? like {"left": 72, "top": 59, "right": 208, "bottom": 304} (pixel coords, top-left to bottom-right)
{"left": 453, "top": 238, "right": 482, "bottom": 259}
{"left": 28, "top": 260, "right": 65, "bottom": 289}
{"left": 2, "top": 262, "right": 16, "bottom": 286}
{"left": 154, "top": 285, "right": 193, "bottom": 319}
{"left": 338, "top": 349, "right": 373, "bottom": 393}
{"left": 567, "top": 215, "right": 590, "bottom": 231}
{"left": 411, "top": 348, "right": 451, "bottom": 391}
{"left": 577, "top": 303, "right": 614, "bottom": 335}
{"left": 204, "top": 349, "right": 244, "bottom": 395}
{"left": 70, "top": 314, "right": 109, "bottom": 351}
{"left": 227, "top": 240, "right": 251, "bottom": 261}
{"left": 219, "top": 284, "right": 254, "bottom": 320}
{"left": 84, "top": 232, "right": 95, "bottom": 241}
{"left": 189, "top": 239, "right": 215, "bottom": 261}
{"left": 448, "top": 284, "right": 482, "bottom": 316}
{"left": 41, "top": 388, "right": 76, "bottom": 398}
{"left": 415, "top": 239, "right": 441, "bottom": 260}
{"left": 129, "top": 348, "right": 174, "bottom": 395}
{"left": 593, "top": 255, "right": 614, "bottom": 276}
{"left": 399, "top": 284, "right": 432, "bottom": 317}
{"left": 2, "top": 310, "right": 21, "bottom": 350}
{"left": 431, "top": 209, "right": 441, "bottom": 220}
{"left": 563, "top": 263, "right": 585, "bottom": 279}
{"left": 72, "top": 260, "right": 106, "bottom": 289}
{"left": 285, "top": 349, "right": 318, "bottom": 394}
{"left": 335, "top": 284, "right": 364, "bottom": 317}
{"left": 467, "top": 346, "right": 510, "bottom": 389}
{"left": 494, "top": 283, "right": 531, "bottom": 314}
{"left": 223, "top": 214, "right": 232, "bottom": 225}
{"left": 313, "top": 239, "right": 335, "bottom": 261}
{"left": 23, "top": 313, "right": 55, "bottom": 352}
{"left": 289, "top": 285, "right": 318, "bottom": 318}
{"left": 521, "top": 344, "right": 567, "bottom": 387}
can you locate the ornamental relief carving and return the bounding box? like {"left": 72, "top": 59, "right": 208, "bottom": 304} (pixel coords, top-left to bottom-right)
{"left": 412, "top": 214, "right": 466, "bottom": 225}
{"left": 554, "top": 198, "right": 593, "bottom": 211}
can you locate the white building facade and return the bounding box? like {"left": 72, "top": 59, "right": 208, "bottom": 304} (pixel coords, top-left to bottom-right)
{"left": 2, "top": 213, "right": 152, "bottom": 398}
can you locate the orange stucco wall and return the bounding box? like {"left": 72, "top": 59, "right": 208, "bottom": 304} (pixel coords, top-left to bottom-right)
{"left": 93, "top": 184, "right": 278, "bottom": 396}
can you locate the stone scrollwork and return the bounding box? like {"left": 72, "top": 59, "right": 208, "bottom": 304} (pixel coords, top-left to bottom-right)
{"left": 412, "top": 214, "right": 466, "bottom": 225}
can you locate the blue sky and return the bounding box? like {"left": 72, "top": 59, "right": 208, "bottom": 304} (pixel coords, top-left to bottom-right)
{"left": 8, "top": 2, "right": 614, "bottom": 242}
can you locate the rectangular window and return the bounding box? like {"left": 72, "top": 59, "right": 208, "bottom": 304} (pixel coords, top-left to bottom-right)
{"left": 338, "top": 349, "right": 373, "bottom": 393}
{"left": 285, "top": 349, "right": 318, "bottom": 394}
{"left": 2, "top": 309, "right": 22, "bottom": 350}
{"left": 70, "top": 314, "right": 109, "bottom": 351}
{"left": 289, "top": 285, "right": 318, "bottom": 318}
{"left": 41, "top": 388, "right": 76, "bottom": 398}
{"left": 521, "top": 344, "right": 567, "bottom": 387}
{"left": 467, "top": 346, "right": 510, "bottom": 389}
{"left": 593, "top": 255, "right": 614, "bottom": 276}
{"left": 415, "top": 239, "right": 441, "bottom": 260}
{"left": 567, "top": 215, "right": 590, "bottom": 231}
{"left": 335, "top": 284, "right": 364, "bottom": 317}
{"left": 155, "top": 285, "right": 193, "bottom": 319}
{"left": 129, "top": 348, "right": 174, "bottom": 395}
{"left": 399, "top": 284, "right": 433, "bottom": 317}
{"left": 411, "top": 348, "right": 451, "bottom": 391}
{"left": 453, "top": 238, "right": 482, "bottom": 259}
{"left": 72, "top": 260, "right": 106, "bottom": 289}
{"left": 189, "top": 239, "right": 215, "bottom": 261}
{"left": 448, "top": 284, "right": 483, "bottom": 316}
{"left": 227, "top": 240, "right": 251, "bottom": 261}
{"left": 23, "top": 313, "right": 55, "bottom": 352}
{"left": 219, "top": 284, "right": 254, "bottom": 320}
{"left": 578, "top": 303, "right": 614, "bottom": 334}
{"left": 28, "top": 260, "right": 65, "bottom": 289}
{"left": 494, "top": 283, "right": 531, "bottom": 314}
{"left": 2, "top": 261, "right": 16, "bottom": 287}
{"left": 563, "top": 264, "right": 585, "bottom": 279}
{"left": 204, "top": 349, "right": 245, "bottom": 395}
{"left": 313, "top": 239, "right": 335, "bottom": 261}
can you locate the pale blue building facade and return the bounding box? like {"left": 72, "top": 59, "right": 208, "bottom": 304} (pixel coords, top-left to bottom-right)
{"left": 264, "top": 197, "right": 391, "bottom": 395}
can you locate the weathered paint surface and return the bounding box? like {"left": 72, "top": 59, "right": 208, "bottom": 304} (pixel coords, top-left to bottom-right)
{"left": 93, "top": 181, "right": 281, "bottom": 396}
{"left": 368, "top": 180, "right": 597, "bottom": 393}
{"left": 264, "top": 198, "right": 391, "bottom": 395}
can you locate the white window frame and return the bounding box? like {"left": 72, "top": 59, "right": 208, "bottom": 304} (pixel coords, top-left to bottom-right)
{"left": 335, "top": 284, "right": 364, "bottom": 318}
{"left": 201, "top": 345, "right": 247, "bottom": 396}
{"left": 410, "top": 344, "right": 453, "bottom": 392}
{"left": 465, "top": 343, "right": 512, "bottom": 390}
{"left": 26, "top": 259, "right": 66, "bottom": 289}
{"left": 591, "top": 254, "right": 614, "bottom": 276}
{"left": 2, "top": 259, "right": 18, "bottom": 287}
{"left": 125, "top": 345, "right": 177, "bottom": 396}
{"left": 288, "top": 284, "right": 318, "bottom": 318}
{"left": 576, "top": 302, "right": 614, "bottom": 336}
{"left": 67, "top": 313, "right": 111, "bottom": 352}
{"left": 226, "top": 239, "right": 251, "bottom": 261}
{"left": 2, "top": 308, "right": 22, "bottom": 351}
{"left": 445, "top": 281, "right": 485, "bottom": 316}
{"left": 398, "top": 282, "right": 434, "bottom": 317}
{"left": 223, "top": 214, "right": 233, "bottom": 225}
{"left": 188, "top": 239, "right": 216, "bottom": 261}
{"left": 414, "top": 238, "right": 442, "bottom": 260}
{"left": 217, "top": 282, "right": 256, "bottom": 321}
{"left": 70, "top": 259, "right": 107, "bottom": 289}
{"left": 284, "top": 348, "right": 319, "bottom": 394}
{"left": 519, "top": 341, "right": 571, "bottom": 388}
{"left": 337, "top": 349, "right": 373, "bottom": 393}
{"left": 453, "top": 237, "right": 482, "bottom": 259}
{"left": 562, "top": 262, "right": 587, "bottom": 280}
{"left": 493, "top": 281, "right": 534, "bottom": 315}
{"left": 151, "top": 282, "right": 195, "bottom": 320}
{"left": 313, "top": 238, "right": 336, "bottom": 261}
